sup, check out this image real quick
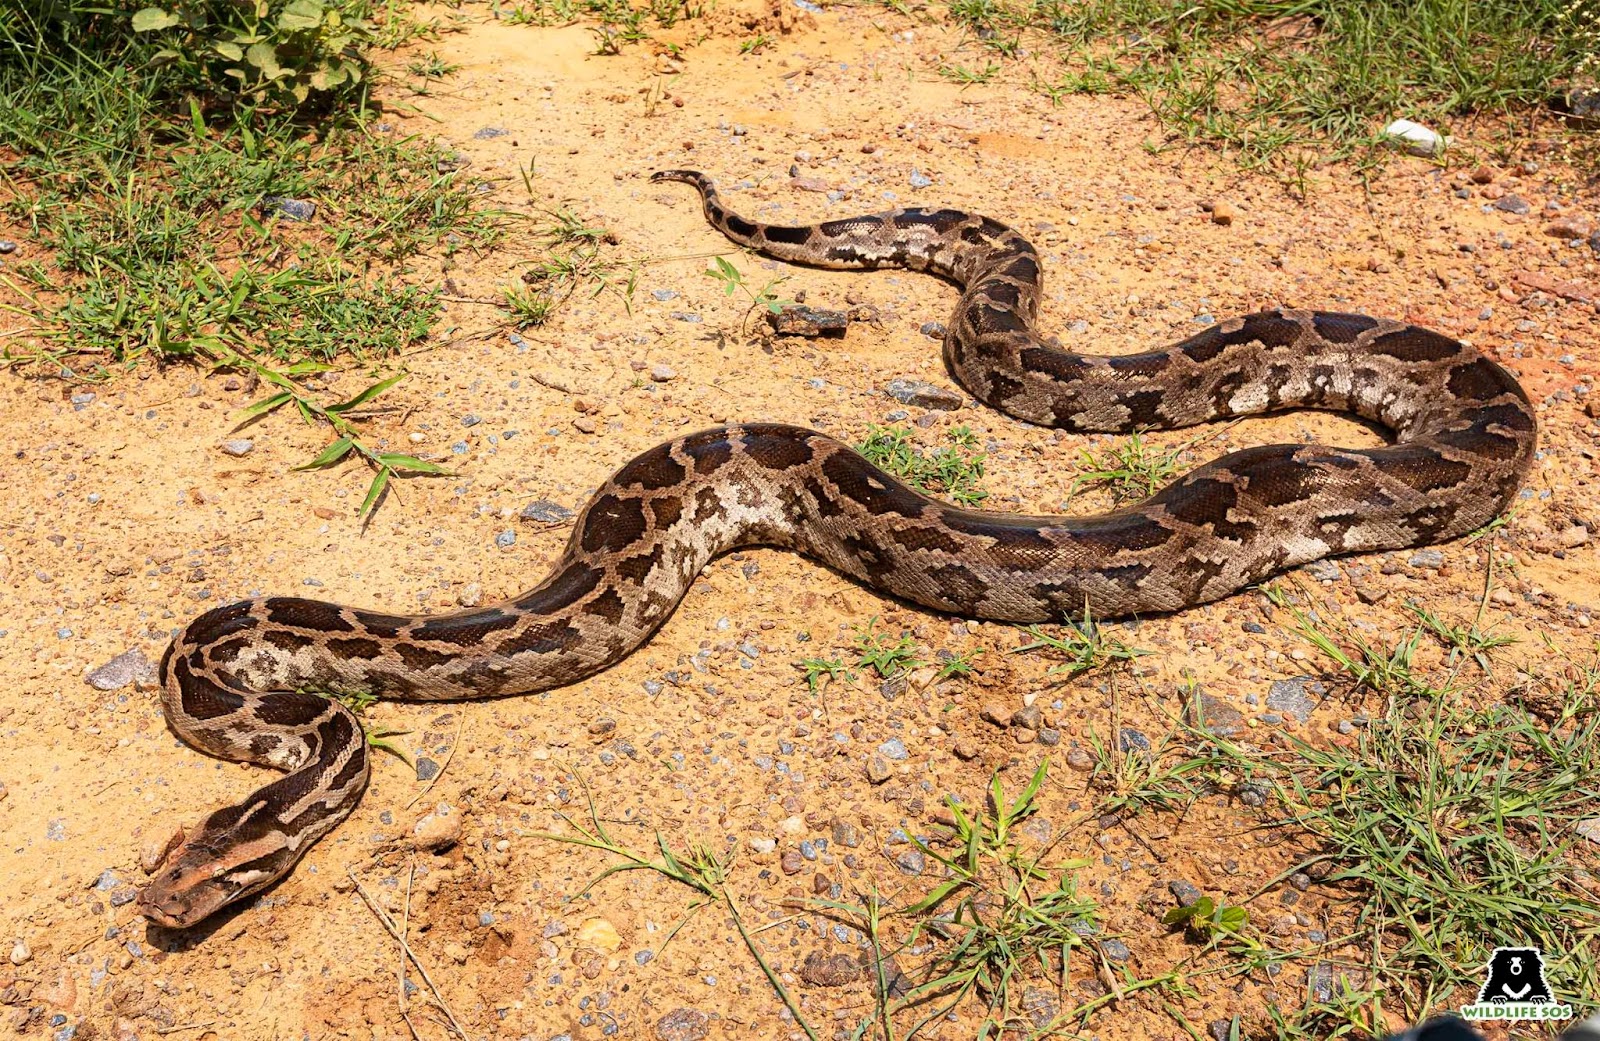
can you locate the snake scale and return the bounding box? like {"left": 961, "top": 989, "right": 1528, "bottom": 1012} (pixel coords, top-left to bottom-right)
{"left": 138, "top": 170, "right": 1536, "bottom": 927}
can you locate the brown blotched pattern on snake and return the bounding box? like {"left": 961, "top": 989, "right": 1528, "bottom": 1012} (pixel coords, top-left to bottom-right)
{"left": 138, "top": 170, "right": 1536, "bottom": 928}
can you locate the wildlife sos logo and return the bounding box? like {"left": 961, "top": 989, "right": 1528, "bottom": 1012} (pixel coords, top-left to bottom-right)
{"left": 1459, "top": 947, "right": 1573, "bottom": 1022}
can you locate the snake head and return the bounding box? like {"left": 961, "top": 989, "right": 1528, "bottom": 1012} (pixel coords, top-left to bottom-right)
{"left": 137, "top": 807, "right": 294, "bottom": 929}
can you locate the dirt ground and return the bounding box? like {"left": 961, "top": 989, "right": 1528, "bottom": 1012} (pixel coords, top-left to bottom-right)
{"left": 2, "top": 3, "right": 1599, "bottom": 1040}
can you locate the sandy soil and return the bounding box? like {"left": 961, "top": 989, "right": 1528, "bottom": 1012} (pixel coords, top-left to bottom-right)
{"left": 1, "top": 4, "right": 1598, "bottom": 1039}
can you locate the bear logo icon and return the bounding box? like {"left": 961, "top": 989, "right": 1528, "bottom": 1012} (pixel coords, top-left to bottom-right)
{"left": 1476, "top": 947, "right": 1555, "bottom": 1005}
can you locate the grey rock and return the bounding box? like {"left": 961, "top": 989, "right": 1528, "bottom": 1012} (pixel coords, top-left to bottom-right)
{"left": 1168, "top": 879, "right": 1203, "bottom": 907}
{"left": 1209, "top": 1018, "right": 1236, "bottom": 1041}
{"left": 260, "top": 195, "right": 317, "bottom": 221}
{"left": 461, "top": 414, "right": 481, "bottom": 427}
{"left": 1011, "top": 704, "right": 1042, "bottom": 730}
{"left": 1306, "top": 559, "right": 1340, "bottom": 582}
{"left": 0, "top": 241, "right": 15, "bottom": 254}
{"left": 894, "top": 848, "right": 924, "bottom": 874}
{"left": 1020, "top": 985, "right": 1060, "bottom": 1030}
{"left": 1494, "top": 194, "right": 1531, "bottom": 216}
{"left": 650, "top": 364, "right": 677, "bottom": 381}
{"left": 1267, "top": 676, "right": 1324, "bottom": 723}
{"left": 1409, "top": 547, "right": 1445, "bottom": 568}
{"left": 1185, "top": 691, "right": 1244, "bottom": 737}
{"left": 879, "top": 674, "right": 908, "bottom": 701}
{"left": 885, "top": 378, "right": 963, "bottom": 410}
{"left": 655, "top": 1008, "right": 710, "bottom": 1041}
{"left": 768, "top": 305, "right": 849, "bottom": 338}
{"left": 1037, "top": 727, "right": 1061, "bottom": 746}
{"left": 1307, "top": 961, "right": 1335, "bottom": 1003}
{"left": 919, "top": 321, "right": 947, "bottom": 339}
{"left": 473, "top": 126, "right": 509, "bottom": 139}
{"left": 830, "top": 818, "right": 862, "bottom": 848}
{"left": 220, "top": 439, "right": 255, "bottom": 457}
{"left": 651, "top": 288, "right": 679, "bottom": 301}
{"left": 908, "top": 168, "right": 932, "bottom": 189}
{"left": 799, "top": 951, "right": 860, "bottom": 987}
{"left": 1563, "top": 86, "right": 1600, "bottom": 127}
{"left": 1238, "top": 780, "right": 1271, "bottom": 807}
{"left": 521, "top": 499, "right": 574, "bottom": 524}
{"left": 495, "top": 530, "right": 517, "bottom": 548}
{"left": 878, "top": 737, "right": 909, "bottom": 760}
{"left": 415, "top": 757, "right": 441, "bottom": 781}
{"left": 1100, "top": 938, "right": 1131, "bottom": 962}
{"left": 86, "top": 648, "right": 158, "bottom": 691}
{"left": 1118, "top": 727, "right": 1150, "bottom": 752}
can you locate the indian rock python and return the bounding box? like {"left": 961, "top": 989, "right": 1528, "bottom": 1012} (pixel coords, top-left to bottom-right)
{"left": 138, "top": 169, "right": 1537, "bottom": 928}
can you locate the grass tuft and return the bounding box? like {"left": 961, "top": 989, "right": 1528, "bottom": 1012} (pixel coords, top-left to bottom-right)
{"left": 859, "top": 424, "right": 989, "bottom": 507}
{"left": 945, "top": 0, "right": 1596, "bottom": 181}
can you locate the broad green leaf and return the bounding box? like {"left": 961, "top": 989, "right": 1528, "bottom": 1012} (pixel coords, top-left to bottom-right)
{"left": 277, "top": 0, "right": 325, "bottom": 30}
{"left": 1163, "top": 904, "right": 1199, "bottom": 926}
{"left": 212, "top": 40, "right": 243, "bottom": 60}
{"left": 245, "top": 41, "right": 282, "bottom": 77}
{"left": 295, "top": 436, "right": 355, "bottom": 470}
{"left": 131, "top": 7, "right": 180, "bottom": 31}
{"left": 327, "top": 371, "right": 406, "bottom": 412}
{"left": 359, "top": 467, "right": 391, "bottom": 517}
{"left": 1216, "top": 906, "right": 1248, "bottom": 932}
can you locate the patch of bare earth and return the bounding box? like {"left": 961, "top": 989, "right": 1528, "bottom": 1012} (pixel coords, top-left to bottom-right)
{"left": 0, "top": 3, "right": 1597, "bottom": 1039}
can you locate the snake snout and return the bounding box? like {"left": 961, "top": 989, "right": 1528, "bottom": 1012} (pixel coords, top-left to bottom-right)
{"left": 136, "top": 884, "right": 201, "bottom": 929}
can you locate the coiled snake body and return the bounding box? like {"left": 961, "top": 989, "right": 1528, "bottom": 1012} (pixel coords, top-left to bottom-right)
{"left": 138, "top": 170, "right": 1536, "bottom": 927}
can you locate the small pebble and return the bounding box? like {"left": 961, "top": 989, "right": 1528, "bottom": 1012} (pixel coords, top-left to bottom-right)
{"left": 521, "top": 499, "right": 574, "bottom": 524}
{"left": 979, "top": 704, "right": 1011, "bottom": 728}
{"left": 1409, "top": 548, "right": 1445, "bottom": 569}
{"left": 220, "top": 439, "right": 254, "bottom": 457}
{"left": 885, "top": 377, "right": 963, "bottom": 410}
{"left": 495, "top": 530, "right": 516, "bottom": 548}
{"left": 260, "top": 196, "right": 316, "bottom": 221}
{"left": 895, "top": 849, "right": 924, "bottom": 875}
{"left": 656, "top": 1009, "right": 710, "bottom": 1041}
{"left": 86, "top": 648, "right": 158, "bottom": 691}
